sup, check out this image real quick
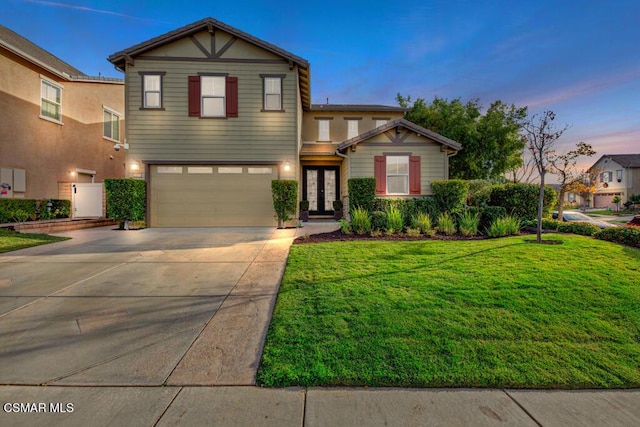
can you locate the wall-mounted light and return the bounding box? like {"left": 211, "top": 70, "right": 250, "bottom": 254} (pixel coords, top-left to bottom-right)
{"left": 284, "top": 160, "right": 291, "bottom": 172}
{"left": 130, "top": 162, "right": 140, "bottom": 172}
{"left": 69, "top": 170, "right": 76, "bottom": 177}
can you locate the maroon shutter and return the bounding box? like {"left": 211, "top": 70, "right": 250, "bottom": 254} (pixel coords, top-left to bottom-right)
{"left": 188, "top": 76, "right": 201, "bottom": 117}
{"left": 409, "top": 156, "right": 421, "bottom": 195}
{"left": 374, "top": 156, "right": 386, "bottom": 195}
{"left": 226, "top": 76, "right": 238, "bottom": 117}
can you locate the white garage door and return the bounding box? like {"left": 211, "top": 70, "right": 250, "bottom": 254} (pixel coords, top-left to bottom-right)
{"left": 150, "top": 165, "right": 277, "bottom": 227}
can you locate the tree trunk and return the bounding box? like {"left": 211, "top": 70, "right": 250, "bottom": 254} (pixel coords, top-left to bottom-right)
{"left": 557, "top": 188, "right": 565, "bottom": 222}
{"left": 537, "top": 172, "right": 545, "bottom": 243}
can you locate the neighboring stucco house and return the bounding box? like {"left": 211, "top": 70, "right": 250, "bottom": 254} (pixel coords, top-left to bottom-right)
{"left": 108, "top": 18, "right": 461, "bottom": 227}
{"left": 589, "top": 154, "right": 640, "bottom": 209}
{"left": 0, "top": 25, "right": 125, "bottom": 216}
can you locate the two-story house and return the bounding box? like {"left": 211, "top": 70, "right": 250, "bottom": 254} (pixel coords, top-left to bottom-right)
{"left": 0, "top": 25, "right": 125, "bottom": 216}
{"left": 108, "top": 18, "right": 461, "bottom": 227}
{"left": 589, "top": 154, "right": 640, "bottom": 209}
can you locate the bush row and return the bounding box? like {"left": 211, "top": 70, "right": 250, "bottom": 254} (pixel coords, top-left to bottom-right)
{"left": 594, "top": 227, "right": 640, "bottom": 248}
{"left": 0, "top": 199, "right": 71, "bottom": 223}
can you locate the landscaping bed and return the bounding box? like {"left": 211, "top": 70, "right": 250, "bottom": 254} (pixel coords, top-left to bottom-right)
{"left": 258, "top": 235, "right": 640, "bottom": 389}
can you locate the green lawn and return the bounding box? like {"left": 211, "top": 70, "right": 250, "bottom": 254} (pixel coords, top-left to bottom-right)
{"left": 257, "top": 234, "right": 640, "bottom": 389}
{"left": 0, "top": 229, "right": 69, "bottom": 253}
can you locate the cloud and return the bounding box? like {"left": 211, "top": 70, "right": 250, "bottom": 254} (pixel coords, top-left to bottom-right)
{"left": 21, "top": 0, "right": 172, "bottom": 23}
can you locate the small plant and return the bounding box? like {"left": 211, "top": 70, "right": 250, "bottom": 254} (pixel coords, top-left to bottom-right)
{"left": 12, "top": 209, "right": 31, "bottom": 223}
{"left": 436, "top": 212, "right": 457, "bottom": 235}
{"left": 385, "top": 206, "right": 404, "bottom": 234}
{"left": 300, "top": 200, "right": 310, "bottom": 211}
{"left": 458, "top": 210, "right": 480, "bottom": 237}
{"left": 350, "top": 207, "right": 371, "bottom": 235}
{"left": 370, "top": 229, "right": 382, "bottom": 237}
{"left": 487, "top": 215, "right": 521, "bottom": 237}
{"left": 339, "top": 218, "right": 352, "bottom": 235}
{"left": 405, "top": 227, "right": 421, "bottom": 237}
{"left": 411, "top": 212, "right": 434, "bottom": 236}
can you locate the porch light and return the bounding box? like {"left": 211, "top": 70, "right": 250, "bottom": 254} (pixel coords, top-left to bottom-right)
{"left": 130, "top": 162, "right": 140, "bottom": 172}
{"left": 284, "top": 160, "right": 291, "bottom": 172}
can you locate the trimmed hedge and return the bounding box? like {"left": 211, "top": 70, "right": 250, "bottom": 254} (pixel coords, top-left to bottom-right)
{"left": 104, "top": 179, "right": 146, "bottom": 222}
{"left": 490, "top": 183, "right": 556, "bottom": 221}
{"left": 557, "top": 222, "right": 600, "bottom": 236}
{"left": 431, "top": 179, "right": 469, "bottom": 214}
{"left": 467, "top": 179, "right": 492, "bottom": 207}
{"left": 348, "top": 178, "right": 376, "bottom": 212}
{"left": 271, "top": 180, "right": 298, "bottom": 227}
{"left": 594, "top": 227, "right": 640, "bottom": 248}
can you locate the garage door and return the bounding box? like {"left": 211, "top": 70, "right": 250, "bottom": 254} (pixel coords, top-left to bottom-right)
{"left": 150, "top": 165, "right": 277, "bottom": 227}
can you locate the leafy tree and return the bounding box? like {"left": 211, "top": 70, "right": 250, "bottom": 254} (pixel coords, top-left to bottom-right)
{"left": 397, "top": 95, "right": 527, "bottom": 180}
{"left": 523, "top": 111, "right": 569, "bottom": 243}
{"left": 568, "top": 169, "right": 601, "bottom": 212}
{"left": 551, "top": 142, "right": 596, "bottom": 219}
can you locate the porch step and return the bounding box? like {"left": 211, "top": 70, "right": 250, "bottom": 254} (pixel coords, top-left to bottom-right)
{"left": 2, "top": 218, "right": 116, "bottom": 234}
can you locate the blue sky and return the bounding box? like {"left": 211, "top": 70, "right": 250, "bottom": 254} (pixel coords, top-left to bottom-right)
{"left": 4, "top": 0, "right": 639, "bottom": 165}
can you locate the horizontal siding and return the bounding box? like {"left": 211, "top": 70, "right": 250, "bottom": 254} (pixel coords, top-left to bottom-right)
{"left": 349, "top": 141, "right": 447, "bottom": 195}
{"left": 126, "top": 60, "right": 297, "bottom": 162}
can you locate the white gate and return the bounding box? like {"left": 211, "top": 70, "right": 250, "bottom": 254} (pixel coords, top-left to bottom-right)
{"left": 72, "top": 183, "right": 103, "bottom": 218}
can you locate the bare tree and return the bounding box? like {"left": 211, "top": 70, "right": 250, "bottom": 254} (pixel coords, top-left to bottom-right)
{"left": 507, "top": 148, "right": 538, "bottom": 184}
{"left": 523, "top": 111, "right": 569, "bottom": 243}
{"left": 551, "top": 142, "right": 596, "bottom": 219}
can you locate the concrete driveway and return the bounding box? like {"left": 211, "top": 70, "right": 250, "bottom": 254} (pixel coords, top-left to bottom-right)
{"left": 0, "top": 226, "right": 297, "bottom": 386}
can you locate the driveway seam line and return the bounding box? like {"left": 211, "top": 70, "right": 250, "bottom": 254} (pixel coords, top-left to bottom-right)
{"left": 0, "top": 262, "right": 126, "bottom": 319}
{"left": 153, "top": 386, "right": 184, "bottom": 426}
{"left": 502, "top": 389, "right": 543, "bottom": 426}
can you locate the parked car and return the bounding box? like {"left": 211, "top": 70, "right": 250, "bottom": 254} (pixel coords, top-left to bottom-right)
{"left": 626, "top": 215, "right": 640, "bottom": 227}
{"left": 552, "top": 211, "right": 617, "bottom": 229}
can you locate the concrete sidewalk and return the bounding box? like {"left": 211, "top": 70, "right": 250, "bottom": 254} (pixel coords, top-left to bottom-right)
{"left": 1, "top": 385, "right": 638, "bottom": 426}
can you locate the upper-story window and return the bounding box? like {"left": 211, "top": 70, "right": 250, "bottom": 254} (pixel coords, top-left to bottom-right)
{"left": 103, "top": 107, "right": 121, "bottom": 142}
{"left": 616, "top": 170, "right": 623, "bottom": 182}
{"left": 141, "top": 73, "right": 164, "bottom": 109}
{"left": 261, "top": 75, "right": 284, "bottom": 111}
{"left": 347, "top": 119, "right": 359, "bottom": 139}
{"left": 201, "top": 76, "right": 226, "bottom": 117}
{"left": 318, "top": 119, "right": 330, "bottom": 141}
{"left": 41, "top": 79, "right": 62, "bottom": 123}
{"left": 601, "top": 171, "right": 613, "bottom": 183}
{"left": 375, "top": 118, "right": 389, "bottom": 128}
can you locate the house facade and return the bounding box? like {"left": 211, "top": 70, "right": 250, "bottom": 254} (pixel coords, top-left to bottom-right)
{"left": 589, "top": 154, "right": 640, "bottom": 209}
{"left": 0, "top": 25, "right": 125, "bottom": 216}
{"left": 108, "top": 18, "right": 461, "bottom": 227}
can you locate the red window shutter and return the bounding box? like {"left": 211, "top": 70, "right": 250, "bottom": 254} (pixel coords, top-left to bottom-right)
{"left": 188, "top": 76, "right": 201, "bottom": 117}
{"left": 226, "top": 76, "right": 238, "bottom": 117}
{"left": 409, "top": 156, "right": 421, "bottom": 195}
{"left": 374, "top": 156, "right": 386, "bottom": 195}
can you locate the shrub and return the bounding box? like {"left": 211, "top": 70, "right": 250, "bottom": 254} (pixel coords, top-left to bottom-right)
{"left": 489, "top": 183, "right": 556, "bottom": 221}
{"left": 594, "top": 227, "right": 640, "bottom": 248}
{"left": 351, "top": 207, "right": 372, "bottom": 235}
{"left": 0, "top": 199, "right": 37, "bottom": 222}
{"left": 37, "top": 199, "right": 71, "bottom": 220}
{"left": 411, "top": 212, "right": 434, "bottom": 235}
{"left": 371, "top": 211, "right": 387, "bottom": 231}
{"left": 348, "top": 178, "right": 376, "bottom": 212}
{"left": 522, "top": 218, "right": 562, "bottom": 231}
{"left": 339, "top": 218, "right": 352, "bottom": 235}
{"left": 105, "top": 179, "right": 147, "bottom": 227}
{"left": 458, "top": 210, "right": 480, "bottom": 236}
{"left": 487, "top": 215, "right": 521, "bottom": 237}
{"left": 431, "top": 180, "right": 469, "bottom": 214}
{"left": 436, "top": 212, "right": 457, "bottom": 235}
{"left": 300, "top": 200, "right": 310, "bottom": 211}
{"left": 557, "top": 222, "right": 600, "bottom": 236}
{"left": 385, "top": 206, "right": 404, "bottom": 234}
{"left": 12, "top": 209, "right": 30, "bottom": 223}
{"left": 405, "top": 227, "right": 421, "bottom": 237}
{"left": 414, "top": 197, "right": 440, "bottom": 222}
{"left": 271, "top": 180, "right": 298, "bottom": 228}
{"left": 467, "top": 179, "right": 492, "bottom": 207}
{"left": 469, "top": 205, "right": 507, "bottom": 232}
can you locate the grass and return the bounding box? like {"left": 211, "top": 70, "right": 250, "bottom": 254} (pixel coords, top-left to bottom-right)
{"left": 0, "top": 229, "right": 69, "bottom": 253}
{"left": 586, "top": 210, "right": 615, "bottom": 216}
{"left": 257, "top": 235, "right": 640, "bottom": 389}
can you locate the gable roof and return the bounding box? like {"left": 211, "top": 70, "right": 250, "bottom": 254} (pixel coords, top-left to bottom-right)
{"left": 0, "top": 24, "right": 86, "bottom": 78}
{"left": 310, "top": 104, "right": 407, "bottom": 113}
{"left": 590, "top": 154, "right": 640, "bottom": 170}
{"left": 337, "top": 118, "right": 462, "bottom": 152}
{"left": 108, "top": 17, "right": 311, "bottom": 109}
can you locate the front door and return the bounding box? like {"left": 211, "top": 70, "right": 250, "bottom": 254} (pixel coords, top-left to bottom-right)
{"left": 303, "top": 167, "right": 339, "bottom": 215}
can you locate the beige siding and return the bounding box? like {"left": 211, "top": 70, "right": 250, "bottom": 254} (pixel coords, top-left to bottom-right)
{"left": 302, "top": 111, "right": 403, "bottom": 143}
{"left": 349, "top": 137, "right": 447, "bottom": 196}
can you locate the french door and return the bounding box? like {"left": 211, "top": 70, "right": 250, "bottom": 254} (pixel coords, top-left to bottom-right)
{"left": 303, "top": 166, "right": 340, "bottom": 215}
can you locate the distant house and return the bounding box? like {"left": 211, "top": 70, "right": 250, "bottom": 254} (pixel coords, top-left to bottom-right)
{"left": 108, "top": 17, "right": 461, "bottom": 227}
{"left": 0, "top": 25, "right": 125, "bottom": 217}
{"left": 589, "top": 154, "right": 640, "bottom": 209}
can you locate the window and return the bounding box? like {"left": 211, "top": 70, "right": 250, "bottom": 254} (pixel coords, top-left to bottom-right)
{"left": 263, "top": 76, "right": 282, "bottom": 111}
{"left": 347, "top": 120, "right": 359, "bottom": 139}
{"left": 248, "top": 167, "right": 273, "bottom": 174}
{"left": 201, "top": 76, "right": 226, "bottom": 117}
{"left": 616, "top": 170, "right": 623, "bottom": 182}
{"left": 568, "top": 192, "right": 577, "bottom": 203}
{"left": 103, "top": 108, "right": 120, "bottom": 141}
{"left": 157, "top": 167, "right": 183, "bottom": 174}
{"left": 375, "top": 119, "right": 388, "bottom": 128}
{"left": 318, "top": 119, "right": 330, "bottom": 141}
{"left": 41, "top": 79, "right": 62, "bottom": 122}
{"left": 142, "top": 74, "right": 163, "bottom": 108}
{"left": 601, "top": 171, "right": 613, "bottom": 183}
{"left": 386, "top": 156, "right": 409, "bottom": 195}
{"left": 218, "top": 167, "right": 243, "bottom": 174}
{"left": 187, "top": 167, "right": 213, "bottom": 174}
